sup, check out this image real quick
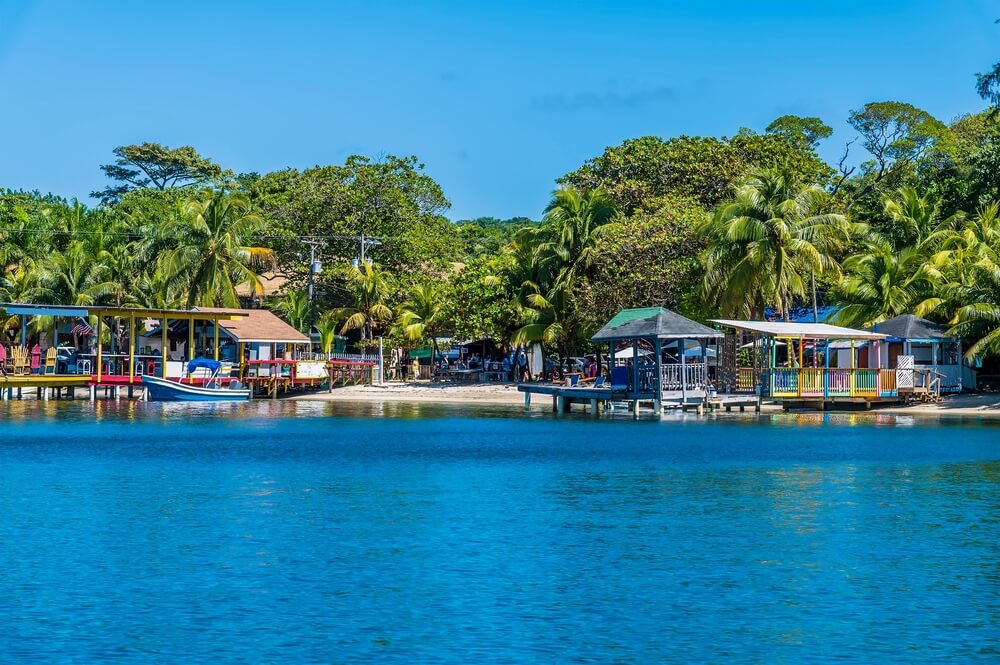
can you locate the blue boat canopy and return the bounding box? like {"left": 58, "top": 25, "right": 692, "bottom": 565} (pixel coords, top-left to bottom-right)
{"left": 187, "top": 358, "right": 221, "bottom": 373}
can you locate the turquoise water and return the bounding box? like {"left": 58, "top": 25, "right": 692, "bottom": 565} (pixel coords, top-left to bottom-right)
{"left": 0, "top": 401, "right": 997, "bottom": 663}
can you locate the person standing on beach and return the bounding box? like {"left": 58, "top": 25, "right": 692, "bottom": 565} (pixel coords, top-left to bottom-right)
{"left": 517, "top": 347, "right": 532, "bottom": 382}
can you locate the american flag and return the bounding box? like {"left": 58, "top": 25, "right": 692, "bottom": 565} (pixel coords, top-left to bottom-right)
{"left": 70, "top": 318, "right": 93, "bottom": 335}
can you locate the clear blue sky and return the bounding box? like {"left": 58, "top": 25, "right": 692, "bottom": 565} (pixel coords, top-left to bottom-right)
{"left": 1, "top": 0, "right": 996, "bottom": 220}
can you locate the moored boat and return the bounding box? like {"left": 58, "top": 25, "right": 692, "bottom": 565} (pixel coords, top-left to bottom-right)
{"left": 142, "top": 359, "right": 250, "bottom": 401}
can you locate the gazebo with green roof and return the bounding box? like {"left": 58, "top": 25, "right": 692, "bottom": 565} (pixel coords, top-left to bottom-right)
{"left": 592, "top": 307, "right": 723, "bottom": 411}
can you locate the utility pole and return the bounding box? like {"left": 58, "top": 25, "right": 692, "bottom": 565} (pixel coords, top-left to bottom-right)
{"left": 352, "top": 233, "right": 382, "bottom": 267}
{"left": 303, "top": 238, "right": 324, "bottom": 302}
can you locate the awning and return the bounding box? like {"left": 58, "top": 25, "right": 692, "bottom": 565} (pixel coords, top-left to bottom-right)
{"left": 712, "top": 320, "right": 886, "bottom": 340}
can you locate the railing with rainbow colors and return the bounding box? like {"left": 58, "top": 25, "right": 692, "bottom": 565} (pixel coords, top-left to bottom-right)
{"left": 769, "top": 368, "right": 898, "bottom": 399}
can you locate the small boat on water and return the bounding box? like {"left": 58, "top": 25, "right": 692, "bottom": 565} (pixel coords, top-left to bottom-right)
{"left": 142, "top": 359, "right": 251, "bottom": 402}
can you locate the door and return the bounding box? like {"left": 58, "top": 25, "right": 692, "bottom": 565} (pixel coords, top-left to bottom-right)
{"left": 887, "top": 342, "right": 903, "bottom": 369}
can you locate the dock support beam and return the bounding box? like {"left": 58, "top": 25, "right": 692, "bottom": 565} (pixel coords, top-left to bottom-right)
{"left": 524, "top": 391, "right": 531, "bottom": 408}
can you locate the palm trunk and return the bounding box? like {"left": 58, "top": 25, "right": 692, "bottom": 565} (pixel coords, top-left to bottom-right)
{"left": 811, "top": 273, "right": 819, "bottom": 322}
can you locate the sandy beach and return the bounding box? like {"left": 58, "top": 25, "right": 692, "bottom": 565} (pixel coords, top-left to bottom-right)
{"left": 294, "top": 381, "right": 1000, "bottom": 418}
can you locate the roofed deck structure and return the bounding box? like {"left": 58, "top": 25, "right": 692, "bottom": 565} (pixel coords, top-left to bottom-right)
{"left": 521, "top": 307, "right": 723, "bottom": 414}
{"left": 713, "top": 319, "right": 901, "bottom": 407}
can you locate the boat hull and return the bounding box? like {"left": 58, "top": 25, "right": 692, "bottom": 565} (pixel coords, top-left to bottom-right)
{"left": 141, "top": 376, "right": 251, "bottom": 402}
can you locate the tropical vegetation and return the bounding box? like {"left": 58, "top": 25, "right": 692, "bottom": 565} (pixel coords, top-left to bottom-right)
{"left": 3, "top": 57, "right": 1000, "bottom": 369}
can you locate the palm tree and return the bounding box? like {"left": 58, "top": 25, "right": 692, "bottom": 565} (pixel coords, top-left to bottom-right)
{"left": 274, "top": 288, "right": 312, "bottom": 333}
{"left": 397, "top": 282, "right": 446, "bottom": 360}
{"left": 0, "top": 267, "right": 45, "bottom": 340}
{"left": 538, "top": 185, "right": 617, "bottom": 286}
{"left": 332, "top": 262, "right": 394, "bottom": 347}
{"left": 512, "top": 280, "right": 580, "bottom": 368}
{"left": 830, "top": 238, "right": 941, "bottom": 327}
{"left": 882, "top": 187, "right": 955, "bottom": 249}
{"left": 946, "top": 266, "right": 1000, "bottom": 359}
{"left": 701, "top": 168, "right": 855, "bottom": 320}
{"left": 160, "top": 190, "right": 276, "bottom": 307}
{"left": 315, "top": 313, "right": 339, "bottom": 356}
{"left": 39, "top": 241, "right": 117, "bottom": 307}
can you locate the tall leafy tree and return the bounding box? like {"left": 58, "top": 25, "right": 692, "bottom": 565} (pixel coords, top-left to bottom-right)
{"left": 397, "top": 282, "right": 446, "bottom": 360}
{"left": 274, "top": 289, "right": 313, "bottom": 333}
{"left": 701, "top": 168, "right": 855, "bottom": 320}
{"left": 332, "top": 262, "right": 394, "bottom": 347}
{"left": 536, "top": 185, "right": 617, "bottom": 287}
{"left": 93, "top": 143, "right": 231, "bottom": 204}
{"left": 830, "top": 240, "right": 940, "bottom": 327}
{"left": 766, "top": 115, "right": 833, "bottom": 149}
{"left": 159, "top": 191, "right": 276, "bottom": 307}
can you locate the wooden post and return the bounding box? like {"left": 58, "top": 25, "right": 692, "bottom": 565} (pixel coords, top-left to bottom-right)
{"left": 524, "top": 390, "right": 531, "bottom": 408}
{"left": 631, "top": 339, "right": 638, "bottom": 397}
{"left": 161, "top": 317, "right": 168, "bottom": 378}
{"left": 680, "top": 338, "right": 687, "bottom": 405}
{"left": 653, "top": 337, "right": 662, "bottom": 414}
{"left": 850, "top": 339, "right": 856, "bottom": 397}
{"left": 188, "top": 316, "right": 195, "bottom": 362}
{"left": 96, "top": 316, "right": 103, "bottom": 383}
{"left": 128, "top": 315, "right": 135, "bottom": 386}
{"left": 214, "top": 319, "right": 220, "bottom": 361}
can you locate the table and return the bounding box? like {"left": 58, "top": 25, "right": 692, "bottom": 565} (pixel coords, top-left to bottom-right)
{"left": 443, "top": 369, "right": 482, "bottom": 383}
{"left": 482, "top": 371, "right": 508, "bottom": 382}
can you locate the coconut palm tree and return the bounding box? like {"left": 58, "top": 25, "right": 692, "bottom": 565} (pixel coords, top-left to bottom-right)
{"left": 274, "top": 288, "right": 312, "bottom": 333}
{"left": 512, "top": 280, "right": 581, "bottom": 368}
{"left": 701, "top": 168, "right": 856, "bottom": 320}
{"left": 315, "top": 313, "right": 339, "bottom": 356}
{"left": 538, "top": 185, "right": 617, "bottom": 286}
{"left": 331, "top": 262, "right": 394, "bottom": 347}
{"left": 39, "top": 241, "right": 117, "bottom": 307}
{"left": 397, "top": 282, "right": 446, "bottom": 360}
{"left": 946, "top": 266, "right": 1000, "bottom": 359}
{"left": 882, "top": 187, "right": 956, "bottom": 249}
{"left": 830, "top": 238, "right": 941, "bottom": 327}
{"left": 0, "top": 267, "right": 45, "bottom": 340}
{"left": 159, "top": 190, "right": 276, "bottom": 307}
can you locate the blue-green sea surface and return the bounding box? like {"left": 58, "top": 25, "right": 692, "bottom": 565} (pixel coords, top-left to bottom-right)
{"left": 0, "top": 400, "right": 997, "bottom": 663}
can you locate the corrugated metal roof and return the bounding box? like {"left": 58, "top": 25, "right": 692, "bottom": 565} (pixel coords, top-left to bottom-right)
{"left": 712, "top": 319, "right": 886, "bottom": 340}
{"left": 592, "top": 308, "right": 723, "bottom": 341}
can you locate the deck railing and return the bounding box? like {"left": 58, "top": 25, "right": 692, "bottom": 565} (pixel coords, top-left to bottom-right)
{"left": 767, "top": 368, "right": 899, "bottom": 400}
{"left": 660, "top": 363, "right": 708, "bottom": 390}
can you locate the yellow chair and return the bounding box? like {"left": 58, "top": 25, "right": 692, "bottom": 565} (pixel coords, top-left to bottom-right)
{"left": 12, "top": 346, "right": 30, "bottom": 375}
{"left": 44, "top": 347, "right": 57, "bottom": 375}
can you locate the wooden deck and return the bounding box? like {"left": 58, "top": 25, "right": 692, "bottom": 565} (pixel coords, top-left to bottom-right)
{"left": 517, "top": 384, "right": 614, "bottom": 413}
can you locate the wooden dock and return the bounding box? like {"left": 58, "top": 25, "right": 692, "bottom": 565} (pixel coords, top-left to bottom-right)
{"left": 518, "top": 384, "right": 613, "bottom": 413}
{"left": 518, "top": 384, "right": 761, "bottom": 416}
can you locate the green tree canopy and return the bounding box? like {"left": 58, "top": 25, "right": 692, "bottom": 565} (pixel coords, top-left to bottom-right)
{"left": 93, "top": 143, "right": 231, "bottom": 204}
{"left": 561, "top": 133, "right": 832, "bottom": 215}
{"left": 765, "top": 115, "right": 833, "bottom": 148}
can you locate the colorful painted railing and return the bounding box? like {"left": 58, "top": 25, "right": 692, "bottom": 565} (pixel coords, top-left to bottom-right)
{"left": 767, "top": 368, "right": 899, "bottom": 400}
{"left": 735, "top": 368, "right": 757, "bottom": 392}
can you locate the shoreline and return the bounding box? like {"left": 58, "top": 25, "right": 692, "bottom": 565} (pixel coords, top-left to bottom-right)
{"left": 292, "top": 382, "right": 1000, "bottom": 418}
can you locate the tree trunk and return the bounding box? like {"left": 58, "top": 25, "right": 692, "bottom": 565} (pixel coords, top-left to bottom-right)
{"left": 811, "top": 273, "right": 819, "bottom": 322}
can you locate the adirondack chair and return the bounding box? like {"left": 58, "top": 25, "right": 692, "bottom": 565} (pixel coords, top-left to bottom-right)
{"left": 0, "top": 344, "right": 8, "bottom": 375}
{"left": 30, "top": 344, "right": 42, "bottom": 374}
{"left": 43, "top": 347, "right": 57, "bottom": 375}
{"left": 11, "top": 345, "right": 30, "bottom": 375}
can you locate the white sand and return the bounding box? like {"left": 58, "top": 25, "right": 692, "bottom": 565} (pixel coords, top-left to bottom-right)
{"left": 293, "top": 381, "right": 527, "bottom": 405}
